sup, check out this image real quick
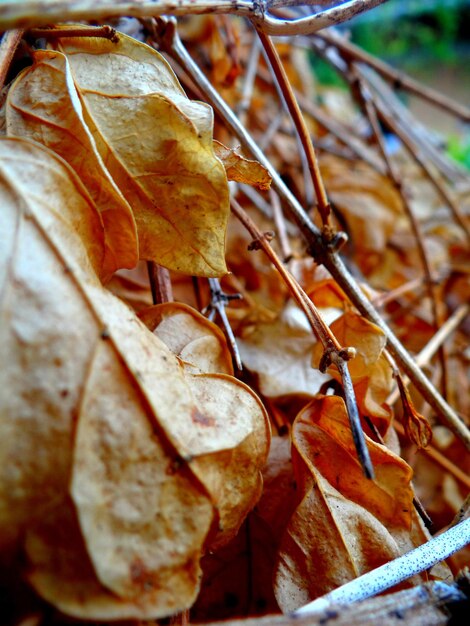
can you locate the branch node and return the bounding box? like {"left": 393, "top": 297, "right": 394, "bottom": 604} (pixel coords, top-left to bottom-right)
{"left": 247, "top": 230, "right": 275, "bottom": 251}
{"left": 321, "top": 224, "right": 348, "bottom": 252}
{"left": 339, "top": 347, "right": 357, "bottom": 362}
{"left": 319, "top": 346, "right": 335, "bottom": 373}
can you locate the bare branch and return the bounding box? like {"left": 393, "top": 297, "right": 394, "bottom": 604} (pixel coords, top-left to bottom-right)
{"left": 0, "top": 0, "right": 390, "bottom": 34}
{"left": 295, "top": 517, "right": 470, "bottom": 615}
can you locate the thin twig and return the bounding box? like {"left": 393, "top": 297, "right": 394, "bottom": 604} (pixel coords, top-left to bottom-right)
{"left": 355, "top": 64, "right": 470, "bottom": 241}
{"left": 355, "top": 74, "right": 449, "bottom": 398}
{"left": 0, "top": 29, "right": 24, "bottom": 91}
{"left": 152, "top": 18, "right": 470, "bottom": 452}
{"left": 372, "top": 277, "right": 425, "bottom": 309}
{"left": 387, "top": 303, "right": 469, "bottom": 406}
{"left": 0, "top": 0, "right": 391, "bottom": 35}
{"left": 257, "top": 29, "right": 331, "bottom": 227}
{"left": 393, "top": 421, "right": 470, "bottom": 491}
{"left": 27, "top": 25, "right": 118, "bottom": 41}
{"left": 205, "top": 278, "right": 243, "bottom": 371}
{"left": 231, "top": 197, "right": 374, "bottom": 478}
{"left": 358, "top": 64, "right": 469, "bottom": 184}
{"left": 235, "top": 36, "right": 260, "bottom": 125}
{"left": 231, "top": 198, "right": 338, "bottom": 350}
{"left": 270, "top": 189, "right": 293, "bottom": 261}
{"left": 147, "top": 262, "right": 174, "bottom": 304}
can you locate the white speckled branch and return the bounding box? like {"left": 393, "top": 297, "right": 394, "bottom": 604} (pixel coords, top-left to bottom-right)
{"left": 295, "top": 517, "right": 470, "bottom": 615}
{"left": 0, "top": 0, "right": 389, "bottom": 33}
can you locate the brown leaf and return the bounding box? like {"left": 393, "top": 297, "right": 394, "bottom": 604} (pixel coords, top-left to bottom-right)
{"left": 238, "top": 302, "right": 330, "bottom": 398}
{"left": 0, "top": 137, "right": 267, "bottom": 618}
{"left": 0, "top": 137, "right": 105, "bottom": 552}
{"left": 274, "top": 394, "right": 421, "bottom": 612}
{"left": 6, "top": 49, "right": 138, "bottom": 280}
{"left": 213, "top": 140, "right": 272, "bottom": 190}
{"left": 396, "top": 372, "right": 433, "bottom": 448}
{"left": 187, "top": 373, "right": 271, "bottom": 549}
{"left": 25, "top": 501, "right": 152, "bottom": 621}
{"left": 70, "top": 343, "right": 213, "bottom": 612}
{"left": 139, "top": 301, "right": 234, "bottom": 375}
{"left": 140, "top": 302, "right": 271, "bottom": 547}
{"left": 306, "top": 278, "right": 348, "bottom": 309}
{"left": 56, "top": 29, "right": 229, "bottom": 276}
{"left": 320, "top": 155, "right": 403, "bottom": 276}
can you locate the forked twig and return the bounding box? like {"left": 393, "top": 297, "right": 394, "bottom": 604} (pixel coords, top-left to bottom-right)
{"left": 205, "top": 278, "right": 243, "bottom": 371}
{"left": 231, "top": 197, "right": 374, "bottom": 479}
{"left": 0, "top": 0, "right": 391, "bottom": 35}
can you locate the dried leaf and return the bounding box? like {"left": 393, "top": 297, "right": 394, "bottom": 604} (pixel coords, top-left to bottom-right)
{"left": 238, "top": 302, "right": 331, "bottom": 398}
{"left": 0, "top": 137, "right": 105, "bottom": 551}
{"left": 56, "top": 29, "right": 229, "bottom": 276}
{"left": 306, "top": 278, "right": 348, "bottom": 309}
{"left": 396, "top": 372, "right": 433, "bottom": 448}
{"left": 70, "top": 343, "right": 213, "bottom": 612}
{"left": 140, "top": 302, "right": 271, "bottom": 547}
{"left": 139, "top": 301, "right": 234, "bottom": 375}
{"left": 25, "top": 501, "right": 154, "bottom": 621}
{"left": 6, "top": 49, "right": 138, "bottom": 280}
{"left": 213, "top": 140, "right": 272, "bottom": 190}
{"left": 274, "top": 394, "right": 421, "bottom": 612}
{"left": 0, "top": 137, "right": 267, "bottom": 618}
{"left": 187, "top": 373, "right": 271, "bottom": 548}
{"left": 294, "top": 396, "right": 413, "bottom": 525}
{"left": 354, "top": 354, "right": 394, "bottom": 434}
{"left": 320, "top": 155, "right": 403, "bottom": 276}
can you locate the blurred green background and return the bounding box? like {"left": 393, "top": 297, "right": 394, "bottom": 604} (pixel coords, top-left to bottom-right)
{"left": 311, "top": 0, "right": 470, "bottom": 167}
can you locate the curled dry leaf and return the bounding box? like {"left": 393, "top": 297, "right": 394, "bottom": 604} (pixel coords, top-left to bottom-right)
{"left": 139, "top": 301, "right": 234, "bottom": 375}
{"left": 213, "top": 140, "right": 272, "bottom": 190}
{"left": 396, "top": 372, "right": 433, "bottom": 448}
{"left": 187, "top": 373, "right": 271, "bottom": 549}
{"left": 54, "top": 28, "right": 229, "bottom": 276}
{"left": 6, "top": 49, "right": 139, "bottom": 280}
{"left": 140, "top": 302, "right": 271, "bottom": 548}
{"left": 274, "top": 394, "right": 426, "bottom": 612}
{"left": 0, "top": 137, "right": 268, "bottom": 619}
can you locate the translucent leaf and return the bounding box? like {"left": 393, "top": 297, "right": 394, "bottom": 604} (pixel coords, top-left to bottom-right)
{"left": 56, "top": 29, "right": 229, "bottom": 276}
{"left": 0, "top": 137, "right": 267, "bottom": 619}
{"left": 6, "top": 49, "right": 138, "bottom": 280}
{"left": 139, "top": 301, "right": 234, "bottom": 375}
{"left": 213, "top": 140, "right": 272, "bottom": 190}
{"left": 273, "top": 395, "right": 428, "bottom": 612}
